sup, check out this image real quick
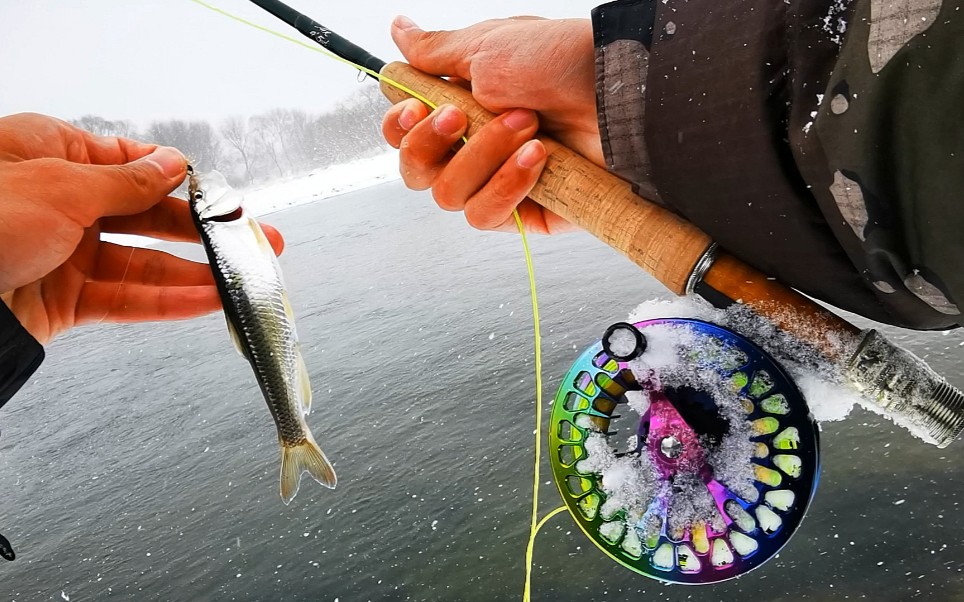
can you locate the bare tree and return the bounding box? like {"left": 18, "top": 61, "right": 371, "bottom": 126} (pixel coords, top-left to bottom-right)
{"left": 71, "top": 115, "right": 139, "bottom": 139}
{"left": 285, "top": 109, "right": 317, "bottom": 173}
{"left": 220, "top": 116, "right": 254, "bottom": 184}
{"left": 146, "top": 119, "right": 223, "bottom": 171}
{"left": 67, "top": 82, "right": 393, "bottom": 188}
{"left": 261, "top": 109, "right": 296, "bottom": 174}
{"left": 308, "top": 83, "right": 390, "bottom": 166}
{"left": 250, "top": 115, "right": 285, "bottom": 178}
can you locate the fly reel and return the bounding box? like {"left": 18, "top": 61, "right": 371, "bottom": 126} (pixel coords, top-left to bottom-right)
{"left": 549, "top": 319, "right": 819, "bottom": 584}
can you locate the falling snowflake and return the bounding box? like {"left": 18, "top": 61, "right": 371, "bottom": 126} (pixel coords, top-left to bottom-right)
{"left": 822, "top": 0, "right": 854, "bottom": 45}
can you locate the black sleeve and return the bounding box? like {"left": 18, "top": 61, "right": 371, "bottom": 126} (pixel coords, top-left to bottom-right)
{"left": 592, "top": 0, "right": 963, "bottom": 330}
{"left": 0, "top": 301, "right": 44, "bottom": 409}
{"left": 796, "top": 0, "right": 964, "bottom": 328}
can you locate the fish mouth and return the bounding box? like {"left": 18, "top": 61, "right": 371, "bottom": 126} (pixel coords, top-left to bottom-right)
{"left": 210, "top": 207, "right": 245, "bottom": 222}
{"left": 189, "top": 169, "right": 244, "bottom": 221}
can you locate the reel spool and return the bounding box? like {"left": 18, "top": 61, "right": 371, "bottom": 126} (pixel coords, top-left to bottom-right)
{"left": 549, "top": 319, "right": 819, "bottom": 584}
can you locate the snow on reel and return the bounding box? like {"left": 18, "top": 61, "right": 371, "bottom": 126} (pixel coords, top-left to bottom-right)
{"left": 549, "top": 319, "right": 819, "bottom": 584}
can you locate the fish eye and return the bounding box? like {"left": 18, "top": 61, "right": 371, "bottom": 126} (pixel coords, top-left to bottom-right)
{"left": 193, "top": 191, "right": 204, "bottom": 200}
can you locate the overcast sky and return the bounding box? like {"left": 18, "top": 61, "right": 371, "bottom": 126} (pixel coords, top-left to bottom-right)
{"left": 0, "top": 0, "right": 598, "bottom": 127}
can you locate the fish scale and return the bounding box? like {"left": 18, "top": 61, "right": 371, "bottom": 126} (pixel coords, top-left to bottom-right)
{"left": 189, "top": 169, "right": 336, "bottom": 503}
{"left": 228, "top": 276, "right": 303, "bottom": 444}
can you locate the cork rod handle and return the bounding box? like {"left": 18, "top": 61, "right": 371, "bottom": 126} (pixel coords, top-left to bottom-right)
{"left": 379, "top": 61, "right": 859, "bottom": 353}
{"left": 381, "top": 62, "right": 711, "bottom": 295}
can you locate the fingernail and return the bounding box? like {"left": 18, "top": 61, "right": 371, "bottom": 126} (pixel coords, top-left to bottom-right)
{"left": 393, "top": 15, "right": 418, "bottom": 31}
{"left": 142, "top": 146, "right": 186, "bottom": 178}
{"left": 517, "top": 140, "right": 546, "bottom": 169}
{"left": 399, "top": 105, "right": 421, "bottom": 130}
{"left": 433, "top": 105, "right": 463, "bottom": 136}
{"left": 503, "top": 109, "right": 537, "bottom": 132}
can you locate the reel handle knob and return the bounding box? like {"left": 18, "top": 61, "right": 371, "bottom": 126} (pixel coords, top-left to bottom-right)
{"left": 602, "top": 322, "right": 647, "bottom": 362}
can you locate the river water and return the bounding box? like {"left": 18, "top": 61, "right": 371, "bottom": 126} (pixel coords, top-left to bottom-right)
{"left": 1, "top": 182, "right": 962, "bottom": 601}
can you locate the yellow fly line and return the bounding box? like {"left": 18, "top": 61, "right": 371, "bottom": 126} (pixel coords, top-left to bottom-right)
{"left": 186, "top": 1, "right": 567, "bottom": 599}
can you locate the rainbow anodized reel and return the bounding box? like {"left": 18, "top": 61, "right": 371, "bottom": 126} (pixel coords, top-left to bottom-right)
{"left": 549, "top": 319, "right": 819, "bottom": 584}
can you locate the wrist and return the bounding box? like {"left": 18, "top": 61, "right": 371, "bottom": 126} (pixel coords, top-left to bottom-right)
{"left": 544, "top": 19, "right": 596, "bottom": 114}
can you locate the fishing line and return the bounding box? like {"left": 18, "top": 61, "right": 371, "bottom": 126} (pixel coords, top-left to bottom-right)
{"left": 511, "top": 210, "right": 564, "bottom": 602}
{"left": 523, "top": 506, "right": 568, "bottom": 602}
{"left": 187, "top": 0, "right": 436, "bottom": 112}
{"left": 97, "top": 246, "right": 136, "bottom": 324}
{"left": 186, "top": 1, "right": 566, "bottom": 598}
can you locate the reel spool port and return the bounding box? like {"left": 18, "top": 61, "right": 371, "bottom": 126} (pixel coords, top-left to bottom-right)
{"left": 549, "top": 319, "right": 820, "bottom": 584}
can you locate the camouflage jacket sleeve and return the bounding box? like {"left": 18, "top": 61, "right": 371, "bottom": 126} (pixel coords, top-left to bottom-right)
{"left": 0, "top": 301, "right": 43, "bottom": 409}
{"left": 591, "top": 0, "right": 963, "bottom": 330}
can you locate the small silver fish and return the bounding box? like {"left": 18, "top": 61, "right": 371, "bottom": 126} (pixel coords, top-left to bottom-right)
{"left": 189, "top": 168, "right": 336, "bottom": 503}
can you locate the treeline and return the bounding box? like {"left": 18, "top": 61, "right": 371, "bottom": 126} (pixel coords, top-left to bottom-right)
{"left": 71, "top": 84, "right": 391, "bottom": 186}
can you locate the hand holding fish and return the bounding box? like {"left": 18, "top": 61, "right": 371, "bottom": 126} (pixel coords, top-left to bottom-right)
{"left": 381, "top": 16, "right": 600, "bottom": 234}
{"left": 0, "top": 113, "right": 284, "bottom": 344}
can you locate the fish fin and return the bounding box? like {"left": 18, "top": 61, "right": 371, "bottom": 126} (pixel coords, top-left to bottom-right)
{"left": 278, "top": 284, "right": 310, "bottom": 416}
{"left": 297, "top": 351, "right": 312, "bottom": 416}
{"left": 279, "top": 435, "right": 337, "bottom": 504}
{"left": 248, "top": 217, "right": 274, "bottom": 255}
{"left": 226, "top": 318, "right": 249, "bottom": 360}
{"left": 281, "top": 291, "right": 297, "bottom": 324}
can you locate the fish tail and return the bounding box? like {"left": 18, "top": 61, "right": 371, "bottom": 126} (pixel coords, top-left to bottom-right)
{"left": 279, "top": 434, "right": 337, "bottom": 504}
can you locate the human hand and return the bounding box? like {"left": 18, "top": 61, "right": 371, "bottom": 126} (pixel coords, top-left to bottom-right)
{"left": 0, "top": 113, "right": 284, "bottom": 345}
{"left": 381, "top": 16, "right": 602, "bottom": 234}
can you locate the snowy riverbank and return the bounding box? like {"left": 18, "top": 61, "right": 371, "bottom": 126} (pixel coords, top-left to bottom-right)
{"left": 103, "top": 152, "right": 401, "bottom": 248}
{"left": 243, "top": 152, "right": 401, "bottom": 216}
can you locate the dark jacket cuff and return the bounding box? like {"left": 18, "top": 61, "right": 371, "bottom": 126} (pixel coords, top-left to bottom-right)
{"left": 591, "top": 0, "right": 958, "bottom": 329}
{"left": 0, "top": 301, "right": 44, "bottom": 409}
{"left": 591, "top": 0, "right": 661, "bottom": 204}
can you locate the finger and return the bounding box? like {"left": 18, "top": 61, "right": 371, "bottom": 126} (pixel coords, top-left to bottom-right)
{"left": 86, "top": 146, "right": 188, "bottom": 217}
{"left": 92, "top": 243, "right": 214, "bottom": 287}
{"left": 506, "top": 199, "right": 555, "bottom": 235}
{"left": 0, "top": 113, "right": 157, "bottom": 164}
{"left": 0, "top": 113, "right": 74, "bottom": 162}
{"left": 382, "top": 98, "right": 430, "bottom": 149}
{"left": 463, "top": 140, "right": 547, "bottom": 231}
{"left": 391, "top": 16, "right": 479, "bottom": 79}
{"left": 260, "top": 223, "right": 285, "bottom": 256}
{"left": 433, "top": 109, "right": 538, "bottom": 211}
{"left": 100, "top": 198, "right": 284, "bottom": 256}
{"left": 78, "top": 128, "right": 158, "bottom": 165}
{"left": 489, "top": 200, "right": 575, "bottom": 236}
{"left": 533, "top": 201, "right": 579, "bottom": 235}
{"left": 446, "top": 76, "right": 472, "bottom": 91}
{"left": 22, "top": 146, "right": 188, "bottom": 226}
{"left": 100, "top": 196, "right": 200, "bottom": 243}
{"left": 76, "top": 282, "right": 222, "bottom": 325}
{"left": 398, "top": 104, "right": 468, "bottom": 191}
{"left": 0, "top": 113, "right": 161, "bottom": 164}
{"left": 59, "top": 115, "right": 157, "bottom": 165}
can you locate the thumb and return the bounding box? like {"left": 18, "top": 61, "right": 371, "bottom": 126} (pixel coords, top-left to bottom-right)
{"left": 391, "top": 15, "right": 474, "bottom": 79}
{"left": 75, "top": 146, "right": 187, "bottom": 221}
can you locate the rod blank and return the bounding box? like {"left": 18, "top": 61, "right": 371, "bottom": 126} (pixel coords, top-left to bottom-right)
{"left": 248, "top": 0, "right": 386, "bottom": 75}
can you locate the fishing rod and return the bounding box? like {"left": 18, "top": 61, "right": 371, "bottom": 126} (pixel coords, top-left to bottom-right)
{"left": 243, "top": 0, "right": 964, "bottom": 448}
{"left": 231, "top": 0, "right": 964, "bottom": 587}
{"left": 246, "top": 0, "right": 385, "bottom": 75}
